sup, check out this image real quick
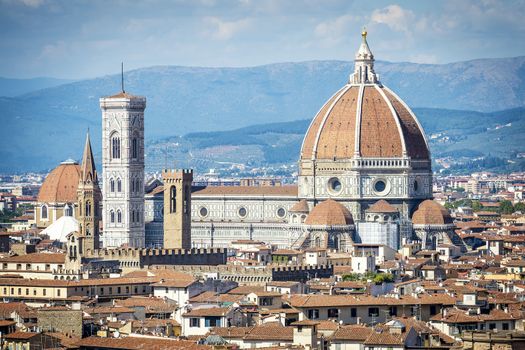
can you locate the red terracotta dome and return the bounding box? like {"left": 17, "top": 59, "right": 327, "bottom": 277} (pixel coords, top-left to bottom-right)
{"left": 37, "top": 160, "right": 80, "bottom": 203}
{"left": 305, "top": 199, "right": 354, "bottom": 226}
{"left": 300, "top": 31, "right": 429, "bottom": 162}
{"left": 412, "top": 200, "right": 453, "bottom": 226}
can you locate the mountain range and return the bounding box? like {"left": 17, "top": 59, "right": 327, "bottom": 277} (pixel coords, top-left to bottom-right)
{"left": 1, "top": 56, "right": 525, "bottom": 172}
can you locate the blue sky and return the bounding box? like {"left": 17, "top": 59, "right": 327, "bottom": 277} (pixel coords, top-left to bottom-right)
{"left": 1, "top": 0, "right": 525, "bottom": 79}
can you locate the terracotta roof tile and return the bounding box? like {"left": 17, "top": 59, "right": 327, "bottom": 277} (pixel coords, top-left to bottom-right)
{"left": 412, "top": 200, "right": 454, "bottom": 226}
{"left": 366, "top": 200, "right": 398, "bottom": 213}
{"left": 37, "top": 163, "right": 80, "bottom": 203}
{"left": 305, "top": 199, "right": 354, "bottom": 226}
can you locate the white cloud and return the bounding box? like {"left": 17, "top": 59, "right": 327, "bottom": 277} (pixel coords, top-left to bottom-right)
{"left": 314, "top": 14, "right": 359, "bottom": 46}
{"left": 203, "top": 16, "right": 251, "bottom": 40}
{"left": 370, "top": 4, "right": 416, "bottom": 33}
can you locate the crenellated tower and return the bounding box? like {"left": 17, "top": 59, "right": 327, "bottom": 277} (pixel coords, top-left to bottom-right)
{"left": 77, "top": 132, "right": 101, "bottom": 253}
{"left": 162, "top": 169, "right": 193, "bottom": 249}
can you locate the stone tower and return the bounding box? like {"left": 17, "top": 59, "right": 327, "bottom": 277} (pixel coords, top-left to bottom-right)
{"left": 100, "top": 90, "right": 146, "bottom": 248}
{"left": 162, "top": 169, "right": 193, "bottom": 249}
{"left": 77, "top": 132, "right": 101, "bottom": 253}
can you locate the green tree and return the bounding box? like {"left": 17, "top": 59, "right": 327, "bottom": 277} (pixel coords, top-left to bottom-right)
{"left": 499, "top": 200, "right": 514, "bottom": 214}
{"left": 471, "top": 200, "right": 482, "bottom": 211}
{"left": 514, "top": 202, "right": 525, "bottom": 213}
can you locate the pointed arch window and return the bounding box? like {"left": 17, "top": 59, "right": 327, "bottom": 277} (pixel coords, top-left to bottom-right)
{"left": 41, "top": 205, "right": 48, "bottom": 219}
{"left": 117, "top": 210, "right": 122, "bottom": 223}
{"left": 132, "top": 137, "right": 138, "bottom": 159}
{"left": 131, "top": 179, "right": 135, "bottom": 193}
{"left": 64, "top": 204, "right": 73, "bottom": 217}
{"left": 110, "top": 210, "right": 115, "bottom": 223}
{"left": 132, "top": 210, "right": 135, "bottom": 223}
{"left": 85, "top": 201, "right": 91, "bottom": 217}
{"left": 110, "top": 178, "right": 115, "bottom": 192}
{"left": 170, "top": 186, "right": 176, "bottom": 213}
{"left": 117, "top": 178, "right": 122, "bottom": 192}
{"left": 111, "top": 133, "right": 121, "bottom": 159}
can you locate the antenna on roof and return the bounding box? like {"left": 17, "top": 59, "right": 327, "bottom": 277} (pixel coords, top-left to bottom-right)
{"left": 121, "top": 62, "right": 125, "bottom": 93}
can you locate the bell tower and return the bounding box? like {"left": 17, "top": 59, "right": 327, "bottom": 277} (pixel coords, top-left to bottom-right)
{"left": 100, "top": 71, "right": 146, "bottom": 248}
{"left": 162, "top": 169, "right": 193, "bottom": 249}
{"left": 77, "top": 132, "right": 101, "bottom": 253}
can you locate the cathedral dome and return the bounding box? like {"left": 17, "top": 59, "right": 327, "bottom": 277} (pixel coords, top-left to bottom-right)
{"left": 300, "top": 32, "right": 429, "bottom": 161}
{"left": 37, "top": 160, "right": 81, "bottom": 203}
{"left": 412, "top": 200, "right": 453, "bottom": 226}
{"left": 305, "top": 199, "right": 354, "bottom": 226}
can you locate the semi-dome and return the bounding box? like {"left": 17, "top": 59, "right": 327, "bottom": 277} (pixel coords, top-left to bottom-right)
{"left": 300, "top": 31, "right": 429, "bottom": 161}
{"left": 37, "top": 160, "right": 81, "bottom": 203}
{"left": 412, "top": 200, "right": 453, "bottom": 226}
{"left": 305, "top": 199, "right": 354, "bottom": 226}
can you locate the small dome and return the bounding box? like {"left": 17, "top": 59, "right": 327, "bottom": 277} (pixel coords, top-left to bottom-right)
{"left": 289, "top": 199, "right": 310, "bottom": 213}
{"left": 305, "top": 199, "right": 354, "bottom": 226}
{"left": 412, "top": 200, "right": 453, "bottom": 226}
{"left": 366, "top": 200, "right": 398, "bottom": 213}
{"left": 38, "top": 161, "right": 81, "bottom": 203}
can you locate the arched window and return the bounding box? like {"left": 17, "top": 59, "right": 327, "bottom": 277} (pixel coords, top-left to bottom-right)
{"left": 131, "top": 210, "right": 135, "bottom": 223}
{"left": 117, "top": 210, "right": 122, "bottom": 223}
{"left": 41, "top": 205, "right": 48, "bottom": 219}
{"left": 64, "top": 204, "right": 72, "bottom": 217}
{"left": 111, "top": 133, "right": 121, "bottom": 159}
{"left": 136, "top": 180, "right": 140, "bottom": 193}
{"left": 170, "top": 186, "right": 176, "bottom": 213}
{"left": 110, "top": 210, "right": 115, "bottom": 223}
{"left": 85, "top": 201, "right": 91, "bottom": 217}
{"left": 110, "top": 178, "right": 115, "bottom": 192}
{"left": 131, "top": 179, "right": 135, "bottom": 193}
{"left": 117, "top": 178, "right": 122, "bottom": 192}
{"left": 132, "top": 137, "right": 138, "bottom": 159}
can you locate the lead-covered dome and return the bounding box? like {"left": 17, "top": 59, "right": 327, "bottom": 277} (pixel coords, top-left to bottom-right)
{"left": 37, "top": 159, "right": 80, "bottom": 203}
{"left": 300, "top": 31, "right": 429, "bottom": 161}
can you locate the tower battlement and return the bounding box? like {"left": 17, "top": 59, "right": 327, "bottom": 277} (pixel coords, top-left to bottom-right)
{"left": 162, "top": 169, "right": 193, "bottom": 183}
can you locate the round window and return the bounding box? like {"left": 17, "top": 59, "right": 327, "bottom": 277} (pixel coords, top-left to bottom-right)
{"left": 199, "top": 207, "right": 208, "bottom": 217}
{"left": 328, "top": 177, "right": 342, "bottom": 193}
{"left": 238, "top": 207, "right": 247, "bottom": 218}
{"left": 277, "top": 207, "right": 286, "bottom": 218}
{"left": 374, "top": 180, "right": 387, "bottom": 193}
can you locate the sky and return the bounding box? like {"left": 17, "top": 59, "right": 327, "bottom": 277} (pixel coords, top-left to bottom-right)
{"left": 1, "top": 0, "right": 525, "bottom": 79}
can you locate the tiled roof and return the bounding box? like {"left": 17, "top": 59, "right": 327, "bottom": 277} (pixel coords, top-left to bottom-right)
{"left": 305, "top": 199, "right": 354, "bottom": 226}
{"left": 193, "top": 185, "right": 298, "bottom": 197}
{"left": 301, "top": 84, "right": 429, "bottom": 160}
{"left": 76, "top": 336, "right": 210, "bottom": 350}
{"left": 0, "top": 253, "right": 65, "bottom": 264}
{"left": 412, "top": 200, "right": 454, "bottom": 226}
{"left": 183, "top": 307, "right": 230, "bottom": 317}
{"left": 227, "top": 285, "right": 265, "bottom": 295}
{"left": 430, "top": 308, "right": 519, "bottom": 323}
{"left": 37, "top": 163, "right": 80, "bottom": 203}
{"left": 330, "top": 325, "right": 373, "bottom": 341}
{"left": 289, "top": 199, "right": 310, "bottom": 213}
{"left": 5, "top": 331, "right": 38, "bottom": 340}
{"left": 366, "top": 200, "right": 398, "bottom": 213}
{"left": 243, "top": 322, "right": 293, "bottom": 341}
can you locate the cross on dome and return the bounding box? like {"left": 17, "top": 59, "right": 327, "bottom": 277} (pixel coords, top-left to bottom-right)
{"left": 349, "top": 28, "right": 379, "bottom": 84}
